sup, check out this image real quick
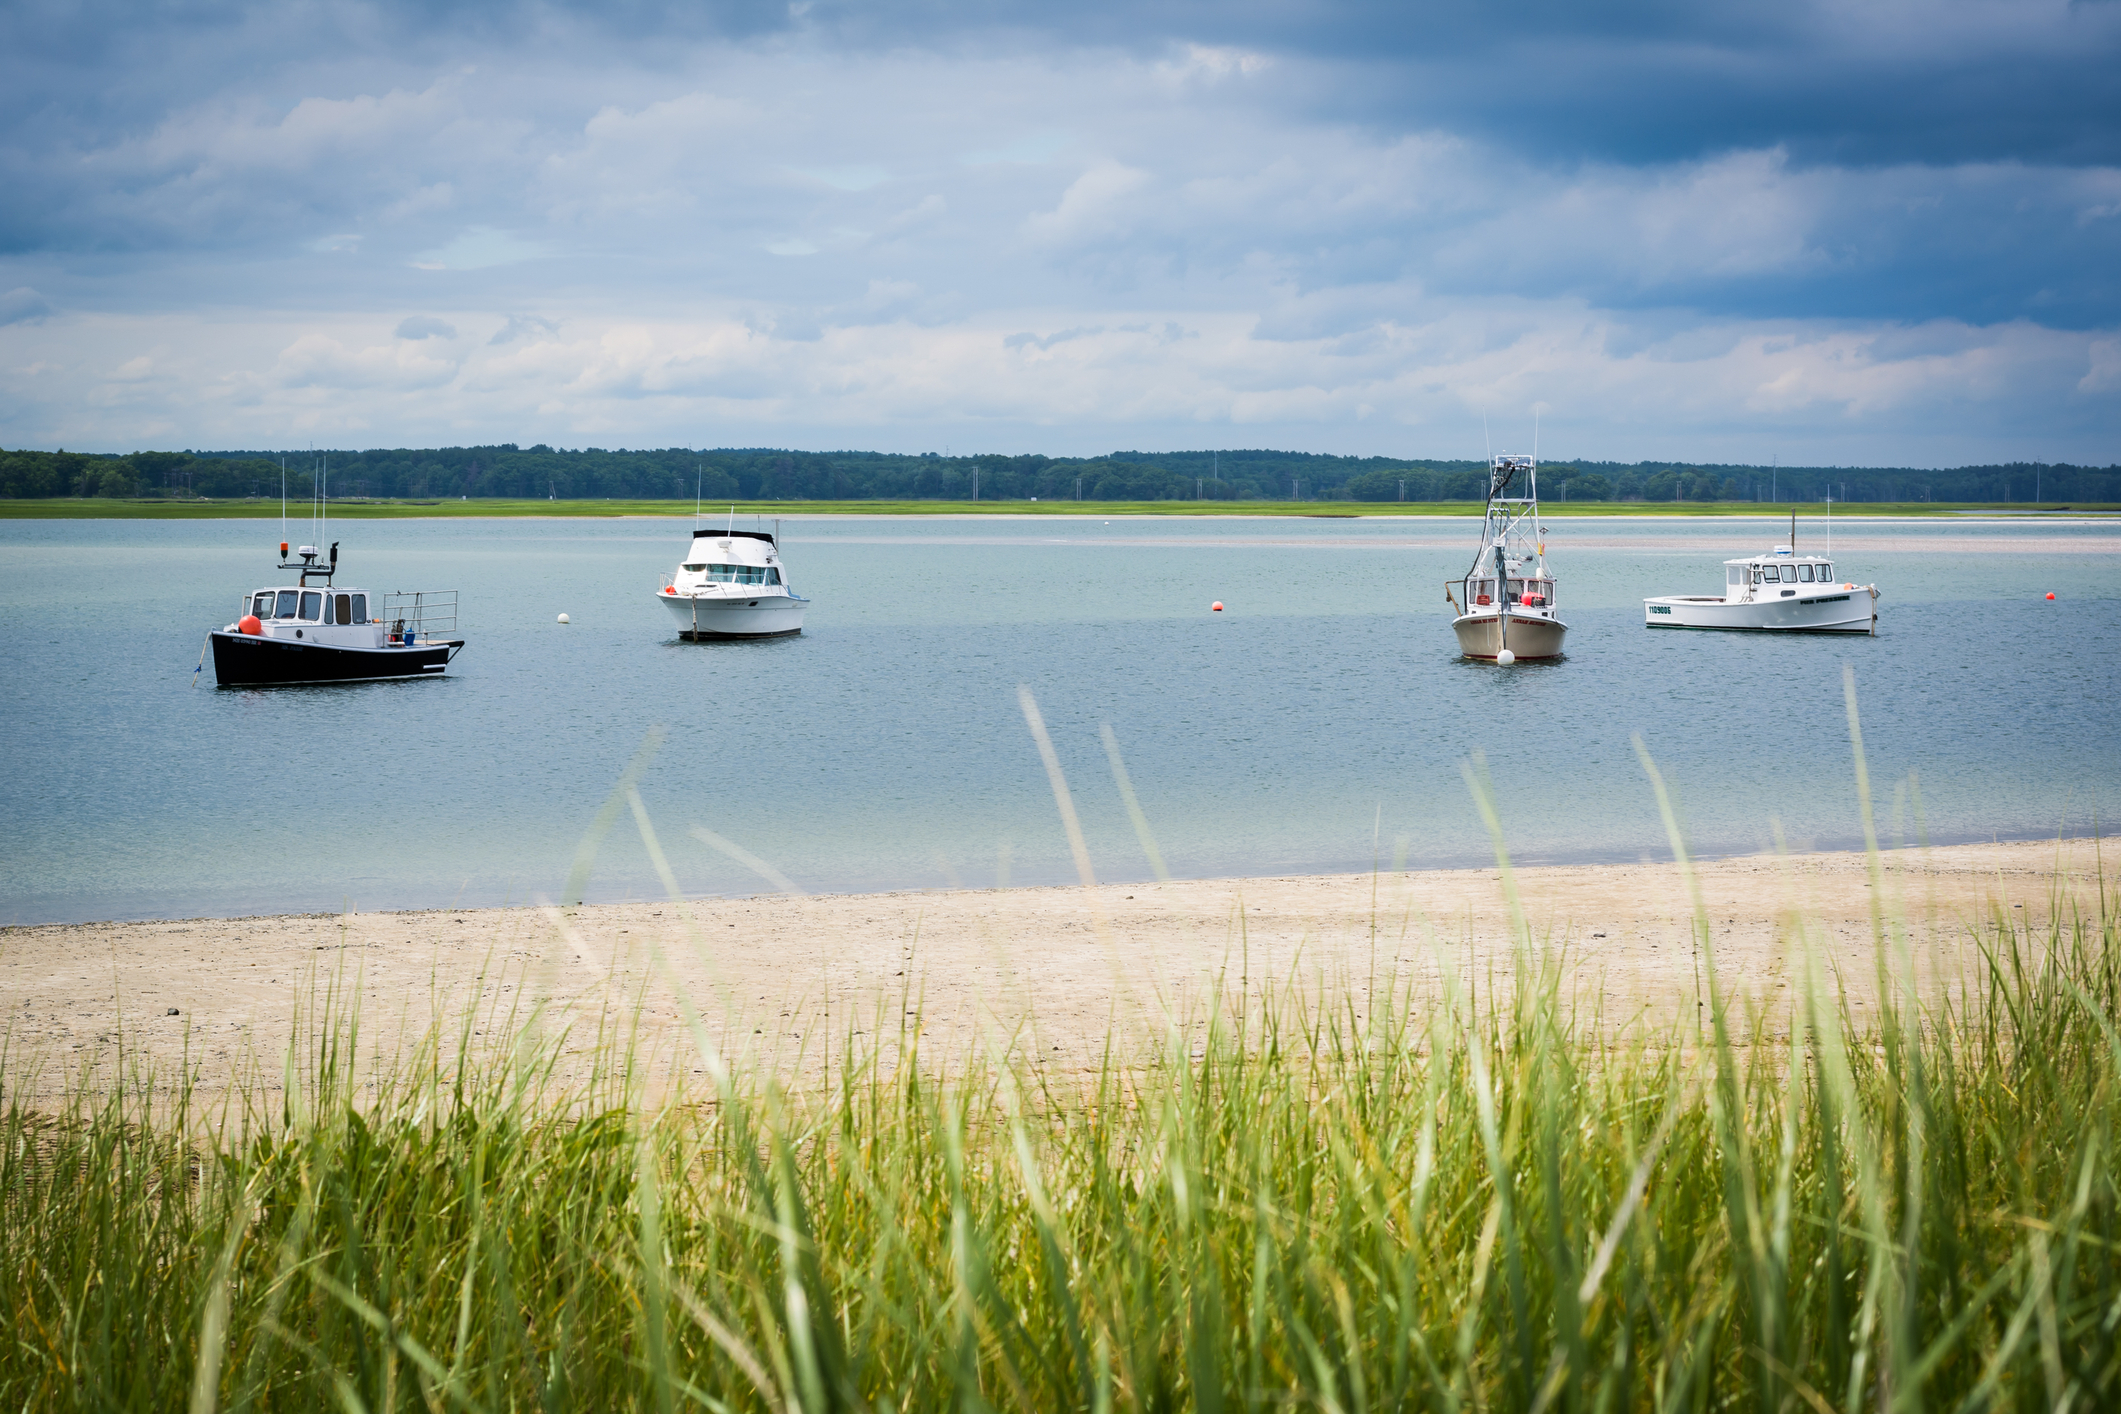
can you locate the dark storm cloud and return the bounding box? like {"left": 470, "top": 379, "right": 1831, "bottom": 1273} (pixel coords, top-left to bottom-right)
{"left": 793, "top": 0, "right": 2121, "bottom": 165}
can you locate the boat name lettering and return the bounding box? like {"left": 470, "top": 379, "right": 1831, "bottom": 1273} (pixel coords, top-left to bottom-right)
{"left": 1650, "top": 604, "right": 1672, "bottom": 614}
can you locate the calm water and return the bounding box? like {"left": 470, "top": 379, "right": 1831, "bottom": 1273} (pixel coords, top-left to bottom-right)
{"left": 2, "top": 513, "right": 2116, "bottom": 924}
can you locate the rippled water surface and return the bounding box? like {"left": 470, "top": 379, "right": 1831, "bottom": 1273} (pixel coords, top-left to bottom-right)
{"left": 2, "top": 513, "right": 2116, "bottom": 923}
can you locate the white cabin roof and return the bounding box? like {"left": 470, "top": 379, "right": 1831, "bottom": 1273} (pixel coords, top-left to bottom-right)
{"left": 681, "top": 530, "right": 777, "bottom": 566}
{"left": 1726, "top": 546, "right": 1832, "bottom": 566}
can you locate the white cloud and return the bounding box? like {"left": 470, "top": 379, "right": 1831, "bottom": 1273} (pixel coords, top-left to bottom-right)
{"left": 1, "top": 301, "right": 2109, "bottom": 466}
{"left": 1021, "top": 161, "right": 1153, "bottom": 247}
{"left": 411, "top": 228, "right": 551, "bottom": 270}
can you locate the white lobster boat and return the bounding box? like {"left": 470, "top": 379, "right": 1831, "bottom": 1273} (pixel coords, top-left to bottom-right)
{"left": 1445, "top": 452, "right": 1566, "bottom": 663}
{"left": 1643, "top": 518, "right": 1879, "bottom": 634}
{"left": 657, "top": 524, "right": 806, "bottom": 639}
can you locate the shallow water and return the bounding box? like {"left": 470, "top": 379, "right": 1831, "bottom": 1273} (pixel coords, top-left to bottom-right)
{"left": 2, "top": 513, "right": 2115, "bottom": 924}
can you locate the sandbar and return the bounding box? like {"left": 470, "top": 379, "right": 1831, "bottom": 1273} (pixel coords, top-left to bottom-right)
{"left": 1, "top": 838, "right": 2108, "bottom": 1105}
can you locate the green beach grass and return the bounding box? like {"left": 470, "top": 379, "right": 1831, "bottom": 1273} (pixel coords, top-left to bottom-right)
{"left": 5, "top": 694, "right": 2119, "bottom": 1410}
{"left": 3, "top": 496, "right": 2112, "bottom": 519}
{"left": 4, "top": 878, "right": 2115, "bottom": 1410}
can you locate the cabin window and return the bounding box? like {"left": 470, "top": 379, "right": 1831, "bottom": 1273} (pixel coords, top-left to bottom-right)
{"left": 299, "top": 591, "right": 321, "bottom": 620}
{"left": 274, "top": 590, "right": 299, "bottom": 618}
{"left": 1819, "top": 564, "right": 1832, "bottom": 581}
{"left": 697, "top": 563, "right": 776, "bottom": 585}
{"left": 1798, "top": 565, "right": 1814, "bottom": 582}
{"left": 683, "top": 563, "right": 706, "bottom": 571}
{"left": 1776, "top": 565, "right": 1794, "bottom": 583}
{"left": 350, "top": 593, "right": 367, "bottom": 622}
{"left": 1727, "top": 566, "right": 1744, "bottom": 587}
{"left": 252, "top": 593, "right": 273, "bottom": 617}
{"left": 333, "top": 593, "right": 351, "bottom": 623}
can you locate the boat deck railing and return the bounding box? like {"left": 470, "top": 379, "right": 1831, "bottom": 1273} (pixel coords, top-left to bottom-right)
{"left": 379, "top": 590, "right": 459, "bottom": 642}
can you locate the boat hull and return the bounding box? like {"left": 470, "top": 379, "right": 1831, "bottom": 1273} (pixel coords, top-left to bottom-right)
{"left": 658, "top": 591, "right": 805, "bottom": 639}
{"left": 210, "top": 630, "right": 461, "bottom": 686}
{"left": 1452, "top": 612, "right": 1567, "bottom": 661}
{"left": 1643, "top": 588, "right": 1877, "bottom": 633}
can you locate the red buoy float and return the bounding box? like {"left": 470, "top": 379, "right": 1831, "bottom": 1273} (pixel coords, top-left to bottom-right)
{"left": 238, "top": 615, "right": 262, "bottom": 635}
{"left": 279, "top": 541, "right": 288, "bottom": 558}
{"left": 1211, "top": 601, "right": 1223, "bottom": 612}
{"left": 2047, "top": 592, "right": 2057, "bottom": 600}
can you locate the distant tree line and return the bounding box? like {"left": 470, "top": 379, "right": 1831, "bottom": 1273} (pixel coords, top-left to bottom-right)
{"left": 3, "top": 443, "right": 2116, "bottom": 504}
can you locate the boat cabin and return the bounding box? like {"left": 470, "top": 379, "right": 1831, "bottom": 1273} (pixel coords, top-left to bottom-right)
{"left": 1465, "top": 575, "right": 1556, "bottom": 609}
{"left": 239, "top": 585, "right": 398, "bottom": 646}
{"left": 1722, "top": 548, "right": 1843, "bottom": 603}
{"left": 666, "top": 529, "right": 787, "bottom": 595}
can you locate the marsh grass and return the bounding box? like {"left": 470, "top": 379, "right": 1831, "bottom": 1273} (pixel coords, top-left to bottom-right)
{"left": 3, "top": 882, "right": 2118, "bottom": 1411}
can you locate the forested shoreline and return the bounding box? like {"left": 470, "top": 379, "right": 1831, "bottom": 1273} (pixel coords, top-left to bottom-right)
{"left": 3, "top": 443, "right": 2114, "bottom": 504}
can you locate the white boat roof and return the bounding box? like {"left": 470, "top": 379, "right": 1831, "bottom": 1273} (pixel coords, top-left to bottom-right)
{"left": 683, "top": 529, "right": 777, "bottom": 562}
{"left": 1726, "top": 545, "right": 1833, "bottom": 565}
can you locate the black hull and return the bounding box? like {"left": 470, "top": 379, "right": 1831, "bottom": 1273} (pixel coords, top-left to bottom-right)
{"left": 210, "top": 631, "right": 463, "bottom": 686}
{"left": 677, "top": 627, "right": 803, "bottom": 641}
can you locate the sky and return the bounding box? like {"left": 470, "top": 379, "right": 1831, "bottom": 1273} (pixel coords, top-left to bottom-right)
{"left": 1, "top": 0, "right": 2117, "bottom": 465}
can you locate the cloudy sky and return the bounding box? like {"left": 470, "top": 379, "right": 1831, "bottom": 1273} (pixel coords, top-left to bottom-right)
{"left": 2, "top": 0, "right": 2117, "bottom": 463}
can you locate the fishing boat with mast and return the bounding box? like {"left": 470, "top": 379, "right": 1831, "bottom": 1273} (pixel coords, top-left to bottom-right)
{"left": 204, "top": 457, "right": 465, "bottom": 686}
{"left": 1444, "top": 452, "right": 1566, "bottom": 663}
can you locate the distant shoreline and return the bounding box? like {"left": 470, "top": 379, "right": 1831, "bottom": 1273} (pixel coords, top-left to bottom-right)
{"left": 4, "top": 497, "right": 2116, "bottom": 521}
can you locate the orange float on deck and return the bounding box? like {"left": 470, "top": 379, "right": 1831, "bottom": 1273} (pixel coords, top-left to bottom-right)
{"left": 238, "top": 615, "right": 262, "bottom": 635}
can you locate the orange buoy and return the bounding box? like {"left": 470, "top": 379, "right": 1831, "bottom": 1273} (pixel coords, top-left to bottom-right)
{"left": 2047, "top": 592, "right": 2057, "bottom": 600}
{"left": 664, "top": 585, "right": 675, "bottom": 594}
{"left": 238, "top": 615, "right": 262, "bottom": 635}
{"left": 279, "top": 541, "right": 288, "bottom": 558}
{"left": 1211, "top": 601, "right": 1223, "bottom": 612}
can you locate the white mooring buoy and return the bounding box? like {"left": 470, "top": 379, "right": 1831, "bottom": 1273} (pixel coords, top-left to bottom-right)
{"left": 1496, "top": 649, "right": 1516, "bottom": 666}
{"left": 556, "top": 613, "right": 571, "bottom": 624}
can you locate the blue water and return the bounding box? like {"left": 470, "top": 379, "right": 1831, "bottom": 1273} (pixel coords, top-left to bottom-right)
{"left": 2, "top": 513, "right": 2116, "bottom": 924}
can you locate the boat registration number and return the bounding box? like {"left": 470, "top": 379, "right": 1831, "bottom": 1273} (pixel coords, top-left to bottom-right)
{"left": 1649, "top": 605, "right": 1671, "bottom": 614}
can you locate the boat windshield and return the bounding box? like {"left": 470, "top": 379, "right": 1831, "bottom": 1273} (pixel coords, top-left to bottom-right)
{"left": 273, "top": 590, "right": 299, "bottom": 618}
{"left": 686, "top": 563, "right": 782, "bottom": 585}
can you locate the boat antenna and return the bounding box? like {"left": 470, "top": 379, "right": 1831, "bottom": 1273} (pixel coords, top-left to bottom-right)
{"left": 695, "top": 464, "right": 702, "bottom": 530}
{"left": 1532, "top": 407, "right": 1539, "bottom": 467}
{"left": 279, "top": 455, "right": 286, "bottom": 552}
{"left": 727, "top": 503, "right": 734, "bottom": 534}
{"left": 1483, "top": 413, "right": 1492, "bottom": 464}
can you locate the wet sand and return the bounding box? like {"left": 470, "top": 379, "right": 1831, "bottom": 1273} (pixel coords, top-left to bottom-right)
{"left": 1, "top": 838, "right": 2107, "bottom": 1105}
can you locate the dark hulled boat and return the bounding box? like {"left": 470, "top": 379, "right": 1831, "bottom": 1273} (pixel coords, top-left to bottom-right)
{"left": 209, "top": 541, "right": 464, "bottom": 687}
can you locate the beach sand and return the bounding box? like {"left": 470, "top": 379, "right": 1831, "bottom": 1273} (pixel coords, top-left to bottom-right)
{"left": 1, "top": 838, "right": 2107, "bottom": 1105}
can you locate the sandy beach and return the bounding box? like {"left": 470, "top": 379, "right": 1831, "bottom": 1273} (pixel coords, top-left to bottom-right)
{"left": 1, "top": 837, "right": 2108, "bottom": 1104}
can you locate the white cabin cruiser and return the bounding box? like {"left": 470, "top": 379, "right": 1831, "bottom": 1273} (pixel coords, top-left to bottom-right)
{"left": 658, "top": 526, "right": 806, "bottom": 639}
{"left": 1644, "top": 520, "right": 1878, "bottom": 634}
{"left": 1445, "top": 453, "right": 1567, "bottom": 662}
{"left": 209, "top": 541, "right": 464, "bottom": 685}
